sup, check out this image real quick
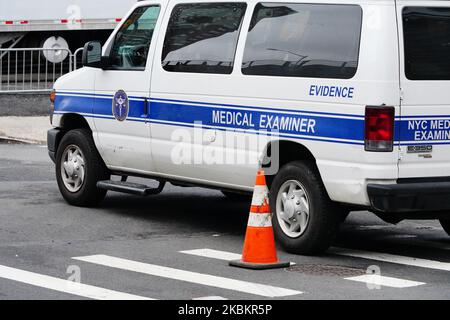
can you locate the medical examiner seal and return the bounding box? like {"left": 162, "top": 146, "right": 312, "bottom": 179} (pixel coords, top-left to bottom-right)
{"left": 112, "top": 90, "right": 129, "bottom": 122}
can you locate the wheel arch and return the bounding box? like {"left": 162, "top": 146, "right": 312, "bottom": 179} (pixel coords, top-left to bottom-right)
{"left": 261, "top": 139, "right": 321, "bottom": 187}
{"left": 59, "top": 113, "right": 92, "bottom": 131}
{"left": 53, "top": 113, "right": 93, "bottom": 156}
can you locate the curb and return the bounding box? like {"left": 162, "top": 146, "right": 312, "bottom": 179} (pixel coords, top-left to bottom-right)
{"left": 0, "top": 135, "right": 45, "bottom": 145}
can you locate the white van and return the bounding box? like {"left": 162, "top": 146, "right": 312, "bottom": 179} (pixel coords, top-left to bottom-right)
{"left": 47, "top": 0, "right": 450, "bottom": 254}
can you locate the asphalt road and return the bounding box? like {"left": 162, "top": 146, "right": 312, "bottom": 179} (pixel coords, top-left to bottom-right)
{"left": 0, "top": 142, "right": 449, "bottom": 300}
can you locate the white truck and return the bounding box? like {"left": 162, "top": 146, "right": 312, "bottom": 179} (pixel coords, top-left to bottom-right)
{"left": 0, "top": 0, "right": 138, "bottom": 55}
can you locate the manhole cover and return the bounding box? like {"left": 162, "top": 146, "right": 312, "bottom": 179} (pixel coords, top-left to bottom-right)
{"left": 416, "top": 226, "right": 436, "bottom": 230}
{"left": 287, "top": 264, "right": 366, "bottom": 277}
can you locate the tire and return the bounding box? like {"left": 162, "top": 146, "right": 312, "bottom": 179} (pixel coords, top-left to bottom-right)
{"left": 440, "top": 219, "right": 450, "bottom": 236}
{"left": 55, "top": 129, "right": 110, "bottom": 207}
{"left": 221, "top": 191, "right": 252, "bottom": 202}
{"left": 340, "top": 209, "right": 351, "bottom": 222}
{"left": 269, "top": 161, "right": 342, "bottom": 255}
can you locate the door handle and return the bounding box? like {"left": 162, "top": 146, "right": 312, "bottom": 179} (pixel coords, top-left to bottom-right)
{"left": 203, "top": 130, "right": 217, "bottom": 143}
{"left": 143, "top": 97, "right": 149, "bottom": 120}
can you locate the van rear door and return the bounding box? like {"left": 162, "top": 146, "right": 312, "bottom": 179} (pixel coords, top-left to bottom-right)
{"left": 397, "top": 2, "right": 450, "bottom": 179}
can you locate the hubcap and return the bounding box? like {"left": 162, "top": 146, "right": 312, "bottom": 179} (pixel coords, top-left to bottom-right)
{"left": 276, "top": 180, "right": 310, "bottom": 238}
{"left": 60, "top": 145, "right": 85, "bottom": 193}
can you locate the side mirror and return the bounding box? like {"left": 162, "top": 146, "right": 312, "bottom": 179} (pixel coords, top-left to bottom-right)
{"left": 82, "top": 41, "right": 107, "bottom": 68}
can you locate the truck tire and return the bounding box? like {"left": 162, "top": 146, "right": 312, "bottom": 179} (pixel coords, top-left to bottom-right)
{"left": 55, "top": 129, "right": 109, "bottom": 207}
{"left": 269, "top": 161, "right": 342, "bottom": 255}
{"left": 440, "top": 219, "right": 450, "bottom": 236}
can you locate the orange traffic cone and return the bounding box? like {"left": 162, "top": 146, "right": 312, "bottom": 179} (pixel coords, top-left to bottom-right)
{"left": 230, "top": 170, "right": 290, "bottom": 270}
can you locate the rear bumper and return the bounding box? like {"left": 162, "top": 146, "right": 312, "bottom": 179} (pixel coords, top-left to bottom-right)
{"left": 368, "top": 182, "right": 450, "bottom": 213}
{"left": 47, "top": 128, "right": 63, "bottom": 164}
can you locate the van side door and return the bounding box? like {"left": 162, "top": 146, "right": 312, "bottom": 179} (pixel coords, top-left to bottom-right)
{"left": 149, "top": 1, "right": 254, "bottom": 188}
{"left": 92, "top": 3, "right": 165, "bottom": 173}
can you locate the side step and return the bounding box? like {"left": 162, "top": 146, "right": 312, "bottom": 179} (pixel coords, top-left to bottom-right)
{"left": 97, "top": 180, "right": 165, "bottom": 196}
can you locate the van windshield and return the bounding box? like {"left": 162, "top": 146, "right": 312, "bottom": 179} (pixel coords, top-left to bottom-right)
{"left": 403, "top": 7, "right": 450, "bottom": 80}
{"left": 110, "top": 5, "right": 160, "bottom": 70}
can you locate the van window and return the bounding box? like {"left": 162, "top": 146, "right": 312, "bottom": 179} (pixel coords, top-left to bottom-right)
{"left": 162, "top": 3, "right": 247, "bottom": 74}
{"left": 242, "top": 3, "right": 362, "bottom": 79}
{"left": 109, "top": 5, "right": 161, "bottom": 70}
{"left": 403, "top": 7, "right": 450, "bottom": 80}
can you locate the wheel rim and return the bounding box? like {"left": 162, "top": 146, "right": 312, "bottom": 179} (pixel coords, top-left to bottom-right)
{"left": 276, "top": 180, "right": 310, "bottom": 238}
{"left": 60, "top": 144, "right": 85, "bottom": 193}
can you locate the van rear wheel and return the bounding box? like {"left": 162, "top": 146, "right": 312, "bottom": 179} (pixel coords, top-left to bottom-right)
{"left": 269, "top": 161, "right": 342, "bottom": 255}
{"left": 55, "top": 128, "right": 110, "bottom": 207}
{"left": 440, "top": 219, "right": 450, "bottom": 236}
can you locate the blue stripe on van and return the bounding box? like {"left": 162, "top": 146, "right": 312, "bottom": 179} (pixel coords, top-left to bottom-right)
{"left": 54, "top": 92, "right": 368, "bottom": 145}
{"left": 58, "top": 92, "right": 450, "bottom": 146}
{"left": 149, "top": 100, "right": 365, "bottom": 142}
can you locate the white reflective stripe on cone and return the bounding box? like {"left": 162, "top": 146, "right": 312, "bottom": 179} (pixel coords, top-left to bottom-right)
{"left": 247, "top": 213, "right": 272, "bottom": 228}
{"left": 251, "top": 185, "right": 269, "bottom": 206}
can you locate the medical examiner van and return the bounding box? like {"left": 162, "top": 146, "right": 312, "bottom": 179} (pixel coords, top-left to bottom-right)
{"left": 48, "top": 0, "right": 450, "bottom": 254}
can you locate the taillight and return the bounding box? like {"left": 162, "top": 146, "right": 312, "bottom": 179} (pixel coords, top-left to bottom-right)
{"left": 365, "top": 106, "right": 395, "bottom": 152}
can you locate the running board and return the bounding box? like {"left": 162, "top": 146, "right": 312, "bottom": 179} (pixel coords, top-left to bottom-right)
{"left": 97, "top": 180, "right": 165, "bottom": 196}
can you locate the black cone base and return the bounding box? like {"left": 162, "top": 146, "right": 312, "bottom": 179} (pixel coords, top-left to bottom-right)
{"left": 229, "top": 259, "right": 290, "bottom": 270}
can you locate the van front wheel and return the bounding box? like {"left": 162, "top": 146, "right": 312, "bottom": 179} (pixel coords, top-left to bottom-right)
{"left": 55, "top": 129, "right": 110, "bottom": 207}
{"left": 269, "top": 161, "right": 342, "bottom": 255}
{"left": 440, "top": 219, "right": 450, "bottom": 236}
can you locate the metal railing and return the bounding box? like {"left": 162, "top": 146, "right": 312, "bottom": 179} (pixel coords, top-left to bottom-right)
{"left": 73, "top": 47, "right": 85, "bottom": 71}
{"left": 0, "top": 47, "right": 83, "bottom": 93}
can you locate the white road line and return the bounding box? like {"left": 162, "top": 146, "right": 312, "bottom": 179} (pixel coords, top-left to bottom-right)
{"left": 0, "top": 264, "right": 153, "bottom": 300}
{"left": 345, "top": 275, "right": 425, "bottom": 288}
{"left": 73, "top": 255, "right": 302, "bottom": 298}
{"left": 180, "top": 248, "right": 296, "bottom": 266}
{"left": 193, "top": 296, "right": 228, "bottom": 300}
{"left": 330, "top": 247, "right": 450, "bottom": 272}
{"left": 180, "top": 249, "right": 242, "bottom": 261}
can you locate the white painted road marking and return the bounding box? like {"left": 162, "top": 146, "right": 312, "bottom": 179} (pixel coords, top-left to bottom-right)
{"left": 193, "top": 296, "right": 228, "bottom": 300}
{"left": 331, "top": 247, "right": 450, "bottom": 272}
{"left": 73, "top": 255, "right": 302, "bottom": 298}
{"left": 180, "top": 248, "right": 296, "bottom": 266}
{"left": 345, "top": 275, "right": 425, "bottom": 288}
{"left": 0, "top": 264, "right": 153, "bottom": 300}
{"left": 180, "top": 249, "right": 242, "bottom": 261}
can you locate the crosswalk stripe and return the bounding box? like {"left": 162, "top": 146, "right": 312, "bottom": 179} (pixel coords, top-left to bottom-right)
{"left": 330, "top": 247, "right": 450, "bottom": 272}
{"left": 180, "top": 248, "right": 296, "bottom": 266}
{"left": 345, "top": 275, "right": 425, "bottom": 288}
{"left": 180, "top": 249, "right": 242, "bottom": 261}
{"left": 193, "top": 296, "right": 228, "bottom": 300}
{"left": 73, "top": 255, "right": 302, "bottom": 298}
{"left": 0, "top": 264, "right": 153, "bottom": 300}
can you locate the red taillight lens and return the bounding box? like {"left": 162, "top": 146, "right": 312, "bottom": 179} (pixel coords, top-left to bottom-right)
{"left": 365, "top": 106, "right": 395, "bottom": 152}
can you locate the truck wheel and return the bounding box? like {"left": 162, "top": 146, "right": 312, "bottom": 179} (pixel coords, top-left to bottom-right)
{"left": 269, "top": 161, "right": 342, "bottom": 255}
{"left": 440, "top": 219, "right": 450, "bottom": 236}
{"left": 55, "top": 129, "right": 109, "bottom": 207}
